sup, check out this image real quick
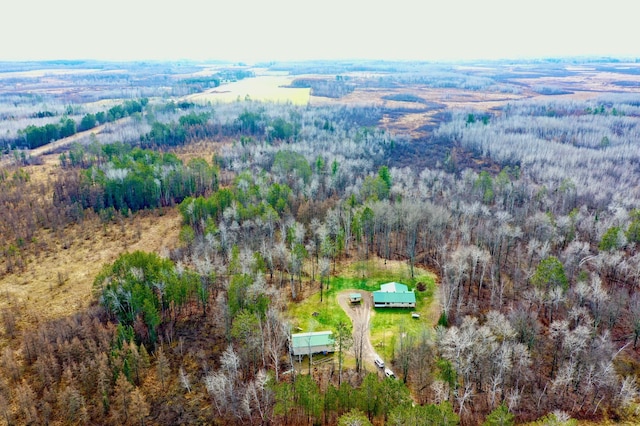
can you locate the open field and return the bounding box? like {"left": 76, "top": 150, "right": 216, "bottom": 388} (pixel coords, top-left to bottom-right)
{"left": 0, "top": 207, "right": 181, "bottom": 324}
{"left": 185, "top": 74, "right": 311, "bottom": 105}
{"left": 0, "top": 127, "right": 228, "bottom": 324}
{"left": 0, "top": 134, "right": 224, "bottom": 333}
{"left": 298, "top": 62, "right": 640, "bottom": 138}
{"left": 0, "top": 152, "right": 182, "bottom": 329}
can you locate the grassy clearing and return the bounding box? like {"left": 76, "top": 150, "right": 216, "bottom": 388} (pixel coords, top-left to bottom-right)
{"left": 186, "top": 76, "right": 310, "bottom": 105}
{"left": 287, "top": 290, "right": 351, "bottom": 333}
{"left": 370, "top": 308, "right": 435, "bottom": 361}
{"left": 288, "top": 258, "right": 438, "bottom": 361}
{"left": 334, "top": 257, "right": 435, "bottom": 293}
{"left": 356, "top": 260, "right": 436, "bottom": 360}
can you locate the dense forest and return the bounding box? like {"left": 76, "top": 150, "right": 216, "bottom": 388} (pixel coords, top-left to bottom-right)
{"left": 1, "top": 60, "right": 640, "bottom": 425}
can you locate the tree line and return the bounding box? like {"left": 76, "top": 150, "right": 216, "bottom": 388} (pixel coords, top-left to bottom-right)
{"left": 16, "top": 99, "right": 148, "bottom": 149}
{"left": 54, "top": 141, "right": 219, "bottom": 214}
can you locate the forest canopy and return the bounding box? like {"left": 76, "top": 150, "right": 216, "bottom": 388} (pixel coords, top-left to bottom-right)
{"left": 1, "top": 60, "right": 640, "bottom": 425}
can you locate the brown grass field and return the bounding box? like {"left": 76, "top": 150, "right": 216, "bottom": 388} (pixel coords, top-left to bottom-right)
{"left": 0, "top": 135, "right": 231, "bottom": 337}
{"left": 307, "top": 63, "right": 640, "bottom": 138}
{"left": 0, "top": 204, "right": 181, "bottom": 325}
{"left": 0, "top": 131, "right": 234, "bottom": 342}
{"left": 0, "top": 153, "right": 183, "bottom": 338}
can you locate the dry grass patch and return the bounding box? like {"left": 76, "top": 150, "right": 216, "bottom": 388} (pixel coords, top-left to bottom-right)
{"left": 311, "top": 84, "right": 526, "bottom": 138}
{"left": 0, "top": 208, "right": 181, "bottom": 328}
{"left": 170, "top": 138, "right": 232, "bottom": 165}
{"left": 0, "top": 142, "right": 217, "bottom": 335}
{"left": 379, "top": 111, "right": 439, "bottom": 138}
{"left": 22, "top": 152, "right": 60, "bottom": 181}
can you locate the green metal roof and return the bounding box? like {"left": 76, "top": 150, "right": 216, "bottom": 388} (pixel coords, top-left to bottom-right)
{"left": 380, "top": 282, "right": 409, "bottom": 293}
{"left": 291, "top": 331, "right": 334, "bottom": 348}
{"left": 373, "top": 290, "right": 416, "bottom": 304}
{"left": 349, "top": 293, "right": 362, "bottom": 299}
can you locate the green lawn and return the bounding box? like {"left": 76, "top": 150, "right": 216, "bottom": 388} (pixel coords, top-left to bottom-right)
{"left": 326, "top": 259, "right": 436, "bottom": 297}
{"left": 287, "top": 290, "right": 350, "bottom": 332}
{"left": 370, "top": 307, "right": 434, "bottom": 361}
{"left": 287, "top": 259, "right": 438, "bottom": 361}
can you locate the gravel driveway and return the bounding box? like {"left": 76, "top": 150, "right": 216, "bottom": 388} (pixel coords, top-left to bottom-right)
{"left": 336, "top": 291, "right": 385, "bottom": 373}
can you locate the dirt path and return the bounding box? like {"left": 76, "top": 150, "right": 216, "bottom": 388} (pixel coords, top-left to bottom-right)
{"left": 337, "top": 290, "right": 421, "bottom": 405}
{"left": 0, "top": 118, "right": 130, "bottom": 168}
{"left": 337, "top": 291, "right": 384, "bottom": 372}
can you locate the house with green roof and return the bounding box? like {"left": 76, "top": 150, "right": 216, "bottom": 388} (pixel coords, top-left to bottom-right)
{"left": 290, "top": 331, "right": 335, "bottom": 359}
{"left": 373, "top": 282, "right": 416, "bottom": 308}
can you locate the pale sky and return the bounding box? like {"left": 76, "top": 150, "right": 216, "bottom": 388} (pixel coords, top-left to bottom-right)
{"left": 1, "top": 0, "right": 638, "bottom": 62}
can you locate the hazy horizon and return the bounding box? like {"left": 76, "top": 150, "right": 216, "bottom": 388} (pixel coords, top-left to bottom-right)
{"left": 2, "top": 0, "right": 639, "bottom": 63}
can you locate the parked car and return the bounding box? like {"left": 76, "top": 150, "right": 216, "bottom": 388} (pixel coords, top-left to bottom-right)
{"left": 384, "top": 368, "right": 396, "bottom": 379}
{"left": 374, "top": 356, "right": 385, "bottom": 368}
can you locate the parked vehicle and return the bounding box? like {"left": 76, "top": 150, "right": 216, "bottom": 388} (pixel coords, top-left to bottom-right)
{"left": 384, "top": 368, "right": 396, "bottom": 379}
{"left": 374, "top": 356, "right": 385, "bottom": 368}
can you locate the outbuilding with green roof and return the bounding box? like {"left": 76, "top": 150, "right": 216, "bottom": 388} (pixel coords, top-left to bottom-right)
{"left": 373, "top": 282, "right": 416, "bottom": 308}
{"left": 290, "top": 331, "right": 335, "bottom": 358}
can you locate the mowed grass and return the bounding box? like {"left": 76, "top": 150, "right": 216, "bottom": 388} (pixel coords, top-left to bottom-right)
{"left": 287, "top": 258, "right": 438, "bottom": 360}
{"left": 370, "top": 309, "right": 434, "bottom": 361}
{"left": 287, "top": 290, "right": 351, "bottom": 333}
